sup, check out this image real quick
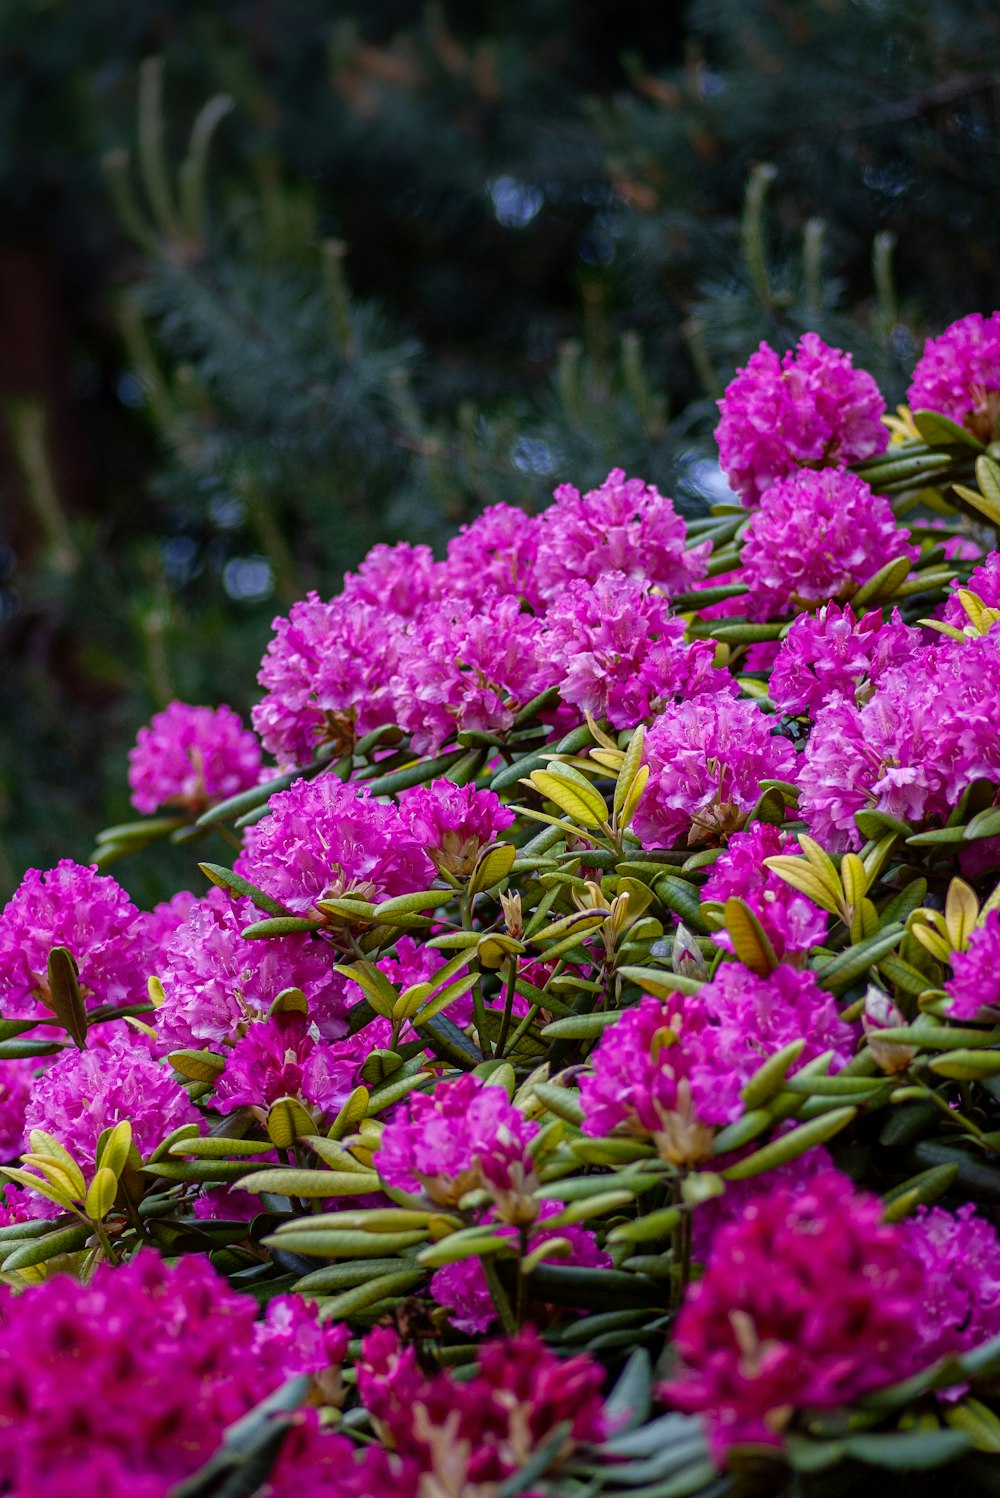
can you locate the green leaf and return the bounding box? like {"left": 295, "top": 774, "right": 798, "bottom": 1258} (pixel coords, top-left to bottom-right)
{"left": 842, "top": 1428, "right": 970, "bottom": 1469}
{"left": 238, "top": 1168, "right": 379, "bottom": 1197}
{"left": 851, "top": 555, "right": 912, "bottom": 608}
{"left": 311, "top": 1267, "right": 426, "bottom": 1319}
{"left": 530, "top": 1082, "right": 585, "bottom": 1126}
{"left": 0, "top": 1222, "right": 91, "bottom": 1271}
{"left": 741, "top": 1040, "right": 805, "bottom": 1108}
{"left": 540, "top": 1011, "right": 622, "bottom": 1040}
{"left": 45, "top": 947, "right": 88, "bottom": 1048}
{"left": 723, "top": 897, "right": 778, "bottom": 976}
{"left": 468, "top": 842, "right": 517, "bottom": 898}
{"left": 617, "top": 965, "right": 703, "bottom": 998}
{"left": 169, "top": 1049, "right": 226, "bottom": 1081}
{"left": 528, "top": 769, "right": 608, "bottom": 829}
{"left": 814, "top": 924, "right": 904, "bottom": 992}
{"left": 721, "top": 1108, "right": 856, "bottom": 1179}
{"left": 602, "top": 1349, "right": 653, "bottom": 1433}
{"left": 362, "top": 747, "right": 469, "bottom": 796}
{"left": 84, "top": 1166, "right": 118, "bottom": 1221}
{"left": 965, "top": 806, "right": 1000, "bottom": 841}
{"left": 240, "top": 916, "right": 322, "bottom": 938}
{"left": 198, "top": 863, "right": 289, "bottom": 918}
{"left": 912, "top": 408, "right": 984, "bottom": 450}
{"left": 266, "top": 1096, "right": 317, "bottom": 1149}
{"left": 929, "top": 1048, "right": 1000, "bottom": 1080}
{"left": 262, "top": 1227, "right": 428, "bottom": 1258}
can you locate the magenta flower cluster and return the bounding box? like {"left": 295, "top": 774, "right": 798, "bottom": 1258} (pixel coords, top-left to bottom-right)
{"left": 715, "top": 332, "right": 889, "bottom": 505}
{"left": 128, "top": 702, "right": 262, "bottom": 815}
{"left": 907, "top": 310, "right": 1000, "bottom": 441}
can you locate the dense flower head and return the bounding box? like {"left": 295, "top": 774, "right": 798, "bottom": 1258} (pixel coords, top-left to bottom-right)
{"left": 431, "top": 1200, "right": 609, "bottom": 1333}
{"left": 237, "top": 775, "right": 430, "bottom": 918}
{"left": 0, "top": 1060, "right": 35, "bottom": 1160}
{"left": 945, "top": 910, "right": 1000, "bottom": 1020}
{"left": 374, "top": 1073, "right": 539, "bottom": 1217}
{"left": 581, "top": 974, "right": 852, "bottom": 1163}
{"left": 253, "top": 592, "right": 402, "bottom": 767}
{"left": 397, "top": 778, "right": 515, "bottom": 877}
{"left": 445, "top": 502, "right": 543, "bottom": 605}
{"left": 359, "top": 1325, "right": 606, "bottom": 1490}
{"left": 907, "top": 311, "right": 1000, "bottom": 441}
{"left": 155, "top": 888, "right": 349, "bottom": 1051}
{"left": 213, "top": 1011, "right": 355, "bottom": 1119}
{"left": 542, "top": 572, "right": 728, "bottom": 729}
{"left": 768, "top": 603, "right": 920, "bottom": 716}
{"left": 0, "top": 860, "right": 151, "bottom": 1024}
{"left": 715, "top": 333, "right": 889, "bottom": 505}
{"left": 904, "top": 1203, "right": 1000, "bottom": 1362}
{"left": 799, "top": 632, "right": 1000, "bottom": 848}
{"left": 0, "top": 1253, "right": 348, "bottom": 1495}
{"left": 534, "top": 467, "right": 709, "bottom": 600}
{"left": 340, "top": 540, "right": 443, "bottom": 616}
{"left": 702, "top": 825, "right": 828, "bottom": 960}
{"left": 128, "top": 701, "right": 262, "bottom": 815}
{"left": 390, "top": 590, "right": 554, "bottom": 755}
{"left": 633, "top": 695, "right": 797, "bottom": 848}
{"left": 663, "top": 1171, "right": 930, "bottom": 1455}
{"left": 24, "top": 1026, "right": 200, "bottom": 1171}
{"left": 142, "top": 889, "right": 200, "bottom": 953}
{"left": 738, "top": 469, "right": 916, "bottom": 615}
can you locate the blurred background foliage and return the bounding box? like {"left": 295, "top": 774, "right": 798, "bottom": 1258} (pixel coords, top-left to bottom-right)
{"left": 1, "top": 0, "right": 998, "bottom": 900}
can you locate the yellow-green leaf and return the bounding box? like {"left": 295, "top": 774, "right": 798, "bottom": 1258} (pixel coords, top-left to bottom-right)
{"left": 266, "top": 1096, "right": 316, "bottom": 1149}
{"left": 763, "top": 855, "right": 843, "bottom": 916}
{"left": 95, "top": 1119, "right": 133, "bottom": 1180}
{"left": 723, "top": 898, "right": 777, "bottom": 976}
{"left": 528, "top": 769, "right": 608, "bottom": 829}
{"left": 84, "top": 1167, "right": 118, "bottom": 1222}
{"left": 945, "top": 878, "right": 979, "bottom": 952}
{"left": 27, "top": 1132, "right": 87, "bottom": 1199}
{"left": 468, "top": 842, "right": 517, "bottom": 899}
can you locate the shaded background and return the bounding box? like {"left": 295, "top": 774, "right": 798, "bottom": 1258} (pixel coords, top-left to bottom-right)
{"left": 1, "top": 0, "right": 998, "bottom": 902}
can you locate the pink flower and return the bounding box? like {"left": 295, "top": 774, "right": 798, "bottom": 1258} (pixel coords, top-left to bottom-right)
{"left": 236, "top": 775, "right": 430, "bottom": 920}
{"left": 340, "top": 541, "right": 443, "bottom": 615}
{"left": 390, "top": 590, "right": 555, "bottom": 755}
{"left": 0, "top": 1253, "right": 348, "bottom": 1494}
{"left": 214, "top": 1011, "right": 356, "bottom": 1120}
{"left": 702, "top": 825, "right": 828, "bottom": 961}
{"left": 945, "top": 910, "right": 1000, "bottom": 1020}
{"left": 397, "top": 778, "right": 515, "bottom": 877}
{"left": 542, "top": 572, "right": 728, "bottom": 730}
{"left": 374, "top": 1073, "right": 538, "bottom": 1218}
{"left": 141, "top": 890, "right": 200, "bottom": 952}
{"left": 155, "top": 888, "right": 350, "bottom": 1051}
{"left": 907, "top": 311, "right": 1000, "bottom": 441}
{"left": 359, "top": 1325, "right": 606, "bottom": 1489}
{"left": 738, "top": 469, "right": 916, "bottom": 615}
{"left": 633, "top": 695, "right": 797, "bottom": 848}
{"left": 715, "top": 333, "right": 889, "bottom": 506}
{"left": 768, "top": 603, "right": 919, "bottom": 716}
{"left": 799, "top": 633, "right": 1000, "bottom": 848}
{"left": 253, "top": 592, "right": 402, "bottom": 767}
{"left": 0, "top": 1059, "right": 35, "bottom": 1160}
{"left": 534, "top": 467, "right": 709, "bottom": 600}
{"left": 24, "top": 1027, "right": 200, "bottom": 1171}
{"left": 662, "top": 1171, "right": 929, "bottom": 1457}
{"left": 0, "top": 861, "right": 151, "bottom": 1025}
{"left": 128, "top": 702, "right": 262, "bottom": 815}
{"left": 446, "top": 503, "right": 543, "bottom": 606}
{"left": 580, "top": 973, "right": 851, "bottom": 1163}
{"left": 904, "top": 1204, "right": 1000, "bottom": 1364}
{"left": 430, "top": 1201, "right": 610, "bottom": 1333}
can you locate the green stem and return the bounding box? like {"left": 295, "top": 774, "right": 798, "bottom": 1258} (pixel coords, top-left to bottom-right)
{"left": 910, "top": 1073, "right": 1000, "bottom": 1159}
{"left": 462, "top": 890, "right": 492, "bottom": 1060}
{"left": 495, "top": 960, "right": 519, "bottom": 1057}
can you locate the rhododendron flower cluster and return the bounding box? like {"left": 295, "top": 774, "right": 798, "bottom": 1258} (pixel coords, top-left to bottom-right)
{"left": 24, "top": 1027, "right": 200, "bottom": 1170}
{"left": 375, "top": 1073, "right": 539, "bottom": 1218}
{"left": 799, "top": 629, "right": 1000, "bottom": 847}
{"left": 715, "top": 333, "right": 889, "bottom": 505}
{"left": 768, "top": 602, "right": 919, "bottom": 716}
{"left": 907, "top": 310, "right": 1000, "bottom": 441}
{"left": 0, "top": 860, "right": 150, "bottom": 1023}
{"left": 0, "top": 1253, "right": 350, "bottom": 1495}
{"left": 2, "top": 320, "right": 1000, "bottom": 1496}
{"left": 634, "top": 694, "right": 797, "bottom": 847}
{"left": 359, "top": 1325, "right": 607, "bottom": 1490}
{"left": 580, "top": 972, "right": 852, "bottom": 1163}
{"left": 128, "top": 702, "right": 262, "bottom": 814}
{"left": 738, "top": 469, "right": 916, "bottom": 615}
{"left": 945, "top": 910, "right": 1000, "bottom": 1020}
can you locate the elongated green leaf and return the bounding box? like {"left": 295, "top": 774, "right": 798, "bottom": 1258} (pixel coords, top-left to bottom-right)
{"left": 198, "top": 863, "right": 288, "bottom": 918}
{"left": 721, "top": 1108, "right": 856, "bottom": 1179}
{"left": 238, "top": 1168, "right": 379, "bottom": 1197}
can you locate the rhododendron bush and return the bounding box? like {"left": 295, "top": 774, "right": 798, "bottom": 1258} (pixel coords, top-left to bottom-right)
{"left": 4, "top": 315, "right": 1000, "bottom": 1496}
